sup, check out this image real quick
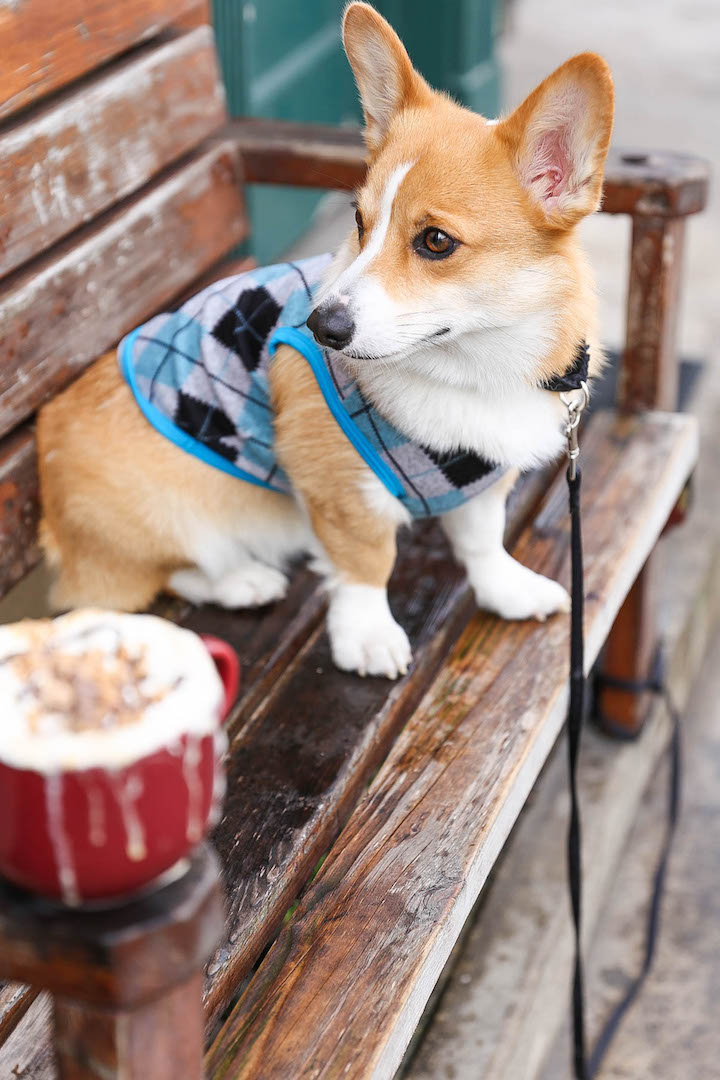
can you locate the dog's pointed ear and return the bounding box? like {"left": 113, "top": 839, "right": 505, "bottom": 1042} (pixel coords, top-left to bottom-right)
{"left": 496, "top": 53, "right": 614, "bottom": 229}
{"left": 343, "top": 2, "right": 431, "bottom": 152}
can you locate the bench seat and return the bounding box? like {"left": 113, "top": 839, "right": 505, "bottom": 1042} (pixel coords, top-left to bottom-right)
{"left": 0, "top": 410, "right": 697, "bottom": 1079}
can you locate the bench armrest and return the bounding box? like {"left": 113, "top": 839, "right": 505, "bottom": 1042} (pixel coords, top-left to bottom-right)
{"left": 224, "top": 118, "right": 709, "bottom": 218}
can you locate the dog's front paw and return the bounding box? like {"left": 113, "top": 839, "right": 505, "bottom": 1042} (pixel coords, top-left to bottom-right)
{"left": 328, "top": 584, "right": 412, "bottom": 679}
{"left": 471, "top": 553, "right": 570, "bottom": 622}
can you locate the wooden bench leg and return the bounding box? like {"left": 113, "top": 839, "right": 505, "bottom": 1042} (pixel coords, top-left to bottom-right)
{"left": 0, "top": 845, "right": 224, "bottom": 1080}
{"left": 595, "top": 559, "right": 657, "bottom": 737}
{"left": 54, "top": 974, "right": 205, "bottom": 1080}
{"left": 599, "top": 209, "right": 688, "bottom": 736}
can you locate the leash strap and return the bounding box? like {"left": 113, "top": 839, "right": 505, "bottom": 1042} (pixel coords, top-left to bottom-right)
{"left": 564, "top": 387, "right": 682, "bottom": 1079}
{"left": 567, "top": 464, "right": 588, "bottom": 1079}
{"left": 586, "top": 663, "right": 681, "bottom": 1077}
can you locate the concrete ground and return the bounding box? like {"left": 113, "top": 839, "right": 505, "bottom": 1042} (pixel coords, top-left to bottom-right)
{"left": 542, "top": 630, "right": 720, "bottom": 1080}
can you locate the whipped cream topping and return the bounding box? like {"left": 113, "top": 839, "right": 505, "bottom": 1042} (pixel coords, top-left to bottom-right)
{"left": 0, "top": 610, "right": 224, "bottom": 773}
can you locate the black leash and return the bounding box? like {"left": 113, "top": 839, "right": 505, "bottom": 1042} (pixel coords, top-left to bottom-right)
{"left": 566, "top": 462, "right": 588, "bottom": 1078}
{"left": 564, "top": 389, "right": 682, "bottom": 1079}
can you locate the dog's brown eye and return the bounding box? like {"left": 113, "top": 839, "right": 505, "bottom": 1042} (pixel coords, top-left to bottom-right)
{"left": 414, "top": 227, "right": 458, "bottom": 260}
{"left": 355, "top": 207, "right": 364, "bottom": 240}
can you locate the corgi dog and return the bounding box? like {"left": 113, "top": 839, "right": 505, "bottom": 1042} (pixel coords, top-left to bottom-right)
{"left": 37, "top": 2, "right": 614, "bottom": 679}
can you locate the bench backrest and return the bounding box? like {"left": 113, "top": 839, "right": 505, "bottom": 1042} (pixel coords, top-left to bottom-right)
{"left": 0, "top": 0, "right": 248, "bottom": 601}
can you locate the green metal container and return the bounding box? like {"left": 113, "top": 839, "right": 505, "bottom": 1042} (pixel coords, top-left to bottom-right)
{"left": 212, "top": 0, "right": 501, "bottom": 261}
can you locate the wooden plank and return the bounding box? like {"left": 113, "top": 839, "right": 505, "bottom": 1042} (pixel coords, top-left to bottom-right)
{"left": 196, "top": 468, "right": 554, "bottom": 1027}
{"left": 0, "top": 0, "right": 204, "bottom": 120}
{"left": 226, "top": 119, "right": 710, "bottom": 217}
{"left": 0, "top": 141, "right": 247, "bottom": 438}
{"left": 0, "top": 983, "right": 38, "bottom": 1047}
{"left": 0, "top": 994, "right": 52, "bottom": 1078}
{"left": 0, "top": 427, "right": 40, "bottom": 599}
{"left": 0, "top": 27, "right": 226, "bottom": 278}
{"left": 205, "top": 410, "right": 698, "bottom": 1080}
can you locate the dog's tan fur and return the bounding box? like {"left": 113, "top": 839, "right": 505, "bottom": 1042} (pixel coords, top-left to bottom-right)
{"left": 37, "top": 3, "right": 614, "bottom": 664}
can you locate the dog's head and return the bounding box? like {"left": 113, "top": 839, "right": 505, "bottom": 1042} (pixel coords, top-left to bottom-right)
{"left": 307, "top": 2, "right": 614, "bottom": 392}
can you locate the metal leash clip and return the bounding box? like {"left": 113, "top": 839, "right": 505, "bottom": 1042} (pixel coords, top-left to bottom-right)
{"left": 561, "top": 381, "right": 590, "bottom": 481}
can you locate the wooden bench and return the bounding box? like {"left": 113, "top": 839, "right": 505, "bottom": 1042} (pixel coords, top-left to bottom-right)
{"left": 0, "top": 4, "right": 709, "bottom": 1077}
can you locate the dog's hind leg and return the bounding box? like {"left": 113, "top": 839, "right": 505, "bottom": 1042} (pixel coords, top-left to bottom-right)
{"left": 168, "top": 560, "right": 288, "bottom": 608}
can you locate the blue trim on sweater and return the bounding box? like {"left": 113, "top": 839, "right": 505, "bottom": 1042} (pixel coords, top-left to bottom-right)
{"left": 119, "top": 327, "right": 286, "bottom": 493}
{"left": 268, "top": 327, "right": 406, "bottom": 499}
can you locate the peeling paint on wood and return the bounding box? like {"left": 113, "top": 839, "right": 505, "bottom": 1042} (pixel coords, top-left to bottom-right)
{"left": 0, "top": 27, "right": 226, "bottom": 277}
{"left": 0, "top": 142, "right": 247, "bottom": 437}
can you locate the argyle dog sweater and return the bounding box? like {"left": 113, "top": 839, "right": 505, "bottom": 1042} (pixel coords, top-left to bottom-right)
{"left": 118, "top": 254, "right": 508, "bottom": 519}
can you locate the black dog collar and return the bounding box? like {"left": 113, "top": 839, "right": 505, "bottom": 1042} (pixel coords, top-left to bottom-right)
{"left": 544, "top": 341, "right": 590, "bottom": 393}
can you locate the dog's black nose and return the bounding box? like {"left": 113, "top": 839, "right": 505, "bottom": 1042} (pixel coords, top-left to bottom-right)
{"left": 306, "top": 302, "right": 355, "bottom": 350}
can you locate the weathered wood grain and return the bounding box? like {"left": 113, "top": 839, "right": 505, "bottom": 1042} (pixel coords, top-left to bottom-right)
{"left": 205, "top": 411, "right": 698, "bottom": 1080}
{"left": 0, "top": 426, "right": 40, "bottom": 599}
{"left": 0, "top": 0, "right": 204, "bottom": 119}
{"left": 620, "top": 215, "right": 687, "bottom": 413}
{"left": 226, "top": 119, "right": 710, "bottom": 218}
{"left": 197, "top": 469, "right": 554, "bottom": 1026}
{"left": 0, "top": 141, "right": 247, "bottom": 438}
{"left": 0, "top": 982, "right": 37, "bottom": 1047}
{"left": 0, "top": 466, "right": 554, "bottom": 1075}
{"left": 0, "top": 27, "right": 226, "bottom": 278}
{"left": 0, "top": 993, "right": 53, "bottom": 1078}
{"left": 600, "top": 212, "right": 689, "bottom": 732}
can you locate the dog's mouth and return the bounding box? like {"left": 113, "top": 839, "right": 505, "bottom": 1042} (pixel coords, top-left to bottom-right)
{"left": 340, "top": 326, "right": 451, "bottom": 362}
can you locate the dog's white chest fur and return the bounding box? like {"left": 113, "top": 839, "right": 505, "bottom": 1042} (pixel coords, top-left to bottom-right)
{"left": 356, "top": 359, "right": 568, "bottom": 472}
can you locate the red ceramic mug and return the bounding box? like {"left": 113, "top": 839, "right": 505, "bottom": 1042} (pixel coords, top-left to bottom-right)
{"left": 0, "top": 613, "right": 240, "bottom": 904}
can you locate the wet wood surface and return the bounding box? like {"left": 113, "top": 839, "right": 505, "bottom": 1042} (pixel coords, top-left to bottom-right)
{"left": 190, "top": 470, "right": 553, "bottom": 1028}
{"left": 0, "top": 465, "right": 552, "bottom": 1072}
{"left": 0, "top": 27, "right": 226, "bottom": 278}
{"left": 0, "top": 0, "right": 204, "bottom": 120}
{"left": 0, "top": 141, "right": 247, "bottom": 439}
{"left": 226, "top": 119, "right": 710, "bottom": 218}
{"left": 205, "top": 410, "right": 698, "bottom": 1080}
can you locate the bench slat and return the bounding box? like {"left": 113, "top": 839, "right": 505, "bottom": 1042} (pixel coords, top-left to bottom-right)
{"left": 0, "top": 982, "right": 38, "bottom": 1047}
{"left": 227, "top": 118, "right": 710, "bottom": 217}
{"left": 0, "top": 27, "right": 226, "bottom": 278}
{"left": 0, "top": 141, "right": 247, "bottom": 439}
{"left": 194, "top": 469, "right": 553, "bottom": 1026}
{"left": 0, "top": 993, "right": 52, "bottom": 1075}
{"left": 205, "top": 410, "right": 698, "bottom": 1080}
{"left": 0, "top": 0, "right": 204, "bottom": 120}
